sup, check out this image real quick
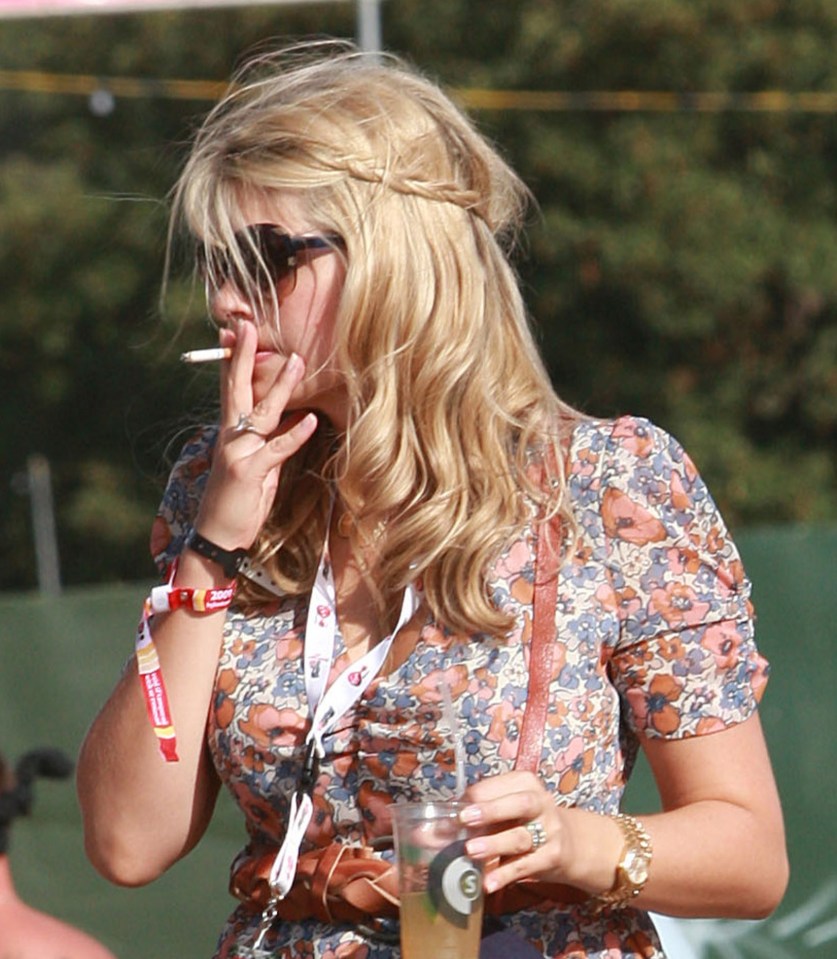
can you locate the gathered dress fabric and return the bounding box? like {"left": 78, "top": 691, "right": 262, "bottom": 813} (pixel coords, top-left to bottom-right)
{"left": 150, "top": 415, "right": 768, "bottom": 959}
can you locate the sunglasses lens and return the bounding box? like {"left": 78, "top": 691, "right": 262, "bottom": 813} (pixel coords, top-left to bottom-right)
{"left": 196, "top": 244, "right": 237, "bottom": 287}
{"left": 196, "top": 227, "right": 342, "bottom": 294}
{"left": 197, "top": 227, "right": 296, "bottom": 294}
{"left": 252, "top": 228, "right": 296, "bottom": 290}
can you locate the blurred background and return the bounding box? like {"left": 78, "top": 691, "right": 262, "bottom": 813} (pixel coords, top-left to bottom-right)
{"left": 0, "top": 1, "right": 834, "bottom": 957}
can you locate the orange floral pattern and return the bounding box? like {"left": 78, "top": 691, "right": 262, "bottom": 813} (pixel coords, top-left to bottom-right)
{"left": 153, "top": 416, "right": 768, "bottom": 959}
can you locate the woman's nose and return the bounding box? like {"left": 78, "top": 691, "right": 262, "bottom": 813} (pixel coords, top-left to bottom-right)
{"left": 208, "top": 279, "right": 254, "bottom": 326}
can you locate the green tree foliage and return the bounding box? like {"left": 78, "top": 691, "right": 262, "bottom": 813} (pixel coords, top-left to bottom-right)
{"left": 0, "top": 0, "right": 835, "bottom": 590}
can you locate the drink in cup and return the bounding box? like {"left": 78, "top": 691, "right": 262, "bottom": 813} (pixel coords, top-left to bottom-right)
{"left": 392, "top": 801, "right": 484, "bottom": 959}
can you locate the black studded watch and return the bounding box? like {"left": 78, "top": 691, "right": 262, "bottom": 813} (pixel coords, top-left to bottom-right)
{"left": 595, "top": 814, "right": 653, "bottom": 909}
{"left": 185, "top": 529, "right": 248, "bottom": 581}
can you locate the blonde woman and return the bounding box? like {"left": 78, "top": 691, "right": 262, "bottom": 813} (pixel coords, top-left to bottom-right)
{"left": 77, "top": 41, "right": 787, "bottom": 959}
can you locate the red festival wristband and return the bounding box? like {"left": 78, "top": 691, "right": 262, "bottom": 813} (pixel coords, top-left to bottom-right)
{"left": 135, "top": 561, "right": 236, "bottom": 763}
{"left": 147, "top": 580, "right": 236, "bottom": 615}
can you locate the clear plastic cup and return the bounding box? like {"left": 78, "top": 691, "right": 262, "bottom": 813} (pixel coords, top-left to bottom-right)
{"left": 392, "top": 801, "right": 484, "bottom": 959}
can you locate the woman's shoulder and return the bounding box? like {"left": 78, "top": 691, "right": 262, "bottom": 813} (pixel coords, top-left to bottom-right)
{"left": 568, "top": 414, "right": 747, "bottom": 578}
{"left": 569, "top": 414, "right": 686, "bottom": 464}
{"left": 566, "top": 413, "right": 726, "bottom": 541}
{"left": 568, "top": 414, "right": 703, "bottom": 495}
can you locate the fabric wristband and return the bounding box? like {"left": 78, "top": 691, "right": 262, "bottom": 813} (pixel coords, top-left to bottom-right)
{"left": 147, "top": 581, "right": 236, "bottom": 615}
{"left": 135, "top": 560, "right": 236, "bottom": 763}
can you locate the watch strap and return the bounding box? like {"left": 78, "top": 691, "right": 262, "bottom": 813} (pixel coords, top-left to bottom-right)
{"left": 185, "top": 528, "right": 248, "bottom": 581}
{"left": 595, "top": 813, "right": 653, "bottom": 909}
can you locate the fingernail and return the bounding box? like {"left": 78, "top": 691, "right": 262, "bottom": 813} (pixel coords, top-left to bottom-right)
{"left": 287, "top": 352, "right": 302, "bottom": 373}
{"left": 460, "top": 805, "right": 482, "bottom": 824}
{"left": 466, "top": 838, "right": 487, "bottom": 857}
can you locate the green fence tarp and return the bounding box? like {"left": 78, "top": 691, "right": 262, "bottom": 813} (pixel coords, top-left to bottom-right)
{"left": 1, "top": 525, "right": 835, "bottom": 958}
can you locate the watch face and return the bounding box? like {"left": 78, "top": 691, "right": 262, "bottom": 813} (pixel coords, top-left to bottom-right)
{"left": 624, "top": 849, "right": 649, "bottom": 886}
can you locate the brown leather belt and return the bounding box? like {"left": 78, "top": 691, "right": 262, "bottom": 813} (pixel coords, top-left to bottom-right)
{"left": 231, "top": 841, "right": 588, "bottom": 922}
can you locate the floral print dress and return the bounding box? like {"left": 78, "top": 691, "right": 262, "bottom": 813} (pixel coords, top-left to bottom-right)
{"left": 151, "top": 416, "right": 768, "bottom": 959}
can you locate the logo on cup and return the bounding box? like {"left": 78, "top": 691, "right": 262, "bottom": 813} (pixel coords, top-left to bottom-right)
{"left": 428, "top": 840, "right": 483, "bottom": 928}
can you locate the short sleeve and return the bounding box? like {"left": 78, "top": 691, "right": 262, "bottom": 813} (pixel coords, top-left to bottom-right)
{"left": 599, "top": 416, "right": 768, "bottom": 740}
{"left": 149, "top": 426, "right": 218, "bottom": 578}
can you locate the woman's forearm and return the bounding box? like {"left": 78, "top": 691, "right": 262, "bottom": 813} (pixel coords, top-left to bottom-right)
{"left": 76, "top": 550, "right": 228, "bottom": 885}
{"left": 634, "top": 713, "right": 788, "bottom": 918}
{"left": 633, "top": 799, "right": 787, "bottom": 918}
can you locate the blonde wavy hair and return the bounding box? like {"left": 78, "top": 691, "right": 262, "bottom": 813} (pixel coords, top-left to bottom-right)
{"left": 170, "top": 39, "right": 585, "bottom": 636}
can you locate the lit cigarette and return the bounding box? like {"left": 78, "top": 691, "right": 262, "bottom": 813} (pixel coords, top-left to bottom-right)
{"left": 180, "top": 347, "right": 233, "bottom": 364}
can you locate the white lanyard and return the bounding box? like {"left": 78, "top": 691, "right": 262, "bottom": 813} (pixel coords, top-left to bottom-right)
{"left": 264, "top": 522, "right": 420, "bottom": 904}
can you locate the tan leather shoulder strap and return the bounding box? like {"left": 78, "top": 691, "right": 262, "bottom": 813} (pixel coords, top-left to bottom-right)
{"left": 514, "top": 512, "right": 561, "bottom": 774}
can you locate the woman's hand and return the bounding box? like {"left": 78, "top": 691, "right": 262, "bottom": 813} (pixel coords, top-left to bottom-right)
{"left": 194, "top": 320, "right": 318, "bottom": 551}
{"left": 461, "top": 771, "right": 623, "bottom": 896}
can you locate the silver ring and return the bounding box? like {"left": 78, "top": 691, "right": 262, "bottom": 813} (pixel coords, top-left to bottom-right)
{"left": 525, "top": 819, "right": 547, "bottom": 852}
{"left": 231, "top": 412, "right": 263, "bottom": 436}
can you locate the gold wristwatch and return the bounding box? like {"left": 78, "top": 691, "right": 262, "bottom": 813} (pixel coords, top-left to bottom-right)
{"left": 595, "top": 813, "right": 653, "bottom": 909}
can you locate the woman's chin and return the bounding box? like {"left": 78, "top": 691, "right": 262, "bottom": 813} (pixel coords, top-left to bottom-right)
{"left": 249, "top": 355, "right": 286, "bottom": 403}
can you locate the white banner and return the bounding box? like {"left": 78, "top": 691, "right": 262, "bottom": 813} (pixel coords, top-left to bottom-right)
{"left": 0, "top": 0, "right": 341, "bottom": 16}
